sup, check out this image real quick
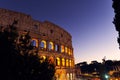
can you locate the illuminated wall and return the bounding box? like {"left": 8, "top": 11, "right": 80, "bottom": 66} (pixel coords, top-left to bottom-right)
{"left": 0, "top": 8, "right": 75, "bottom": 80}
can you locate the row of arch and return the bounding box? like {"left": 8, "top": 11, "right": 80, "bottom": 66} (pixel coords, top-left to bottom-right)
{"left": 112, "top": 66, "right": 120, "bottom": 71}
{"left": 31, "top": 39, "right": 73, "bottom": 56}
{"left": 41, "top": 56, "right": 74, "bottom": 67}
{"left": 56, "top": 57, "right": 74, "bottom": 67}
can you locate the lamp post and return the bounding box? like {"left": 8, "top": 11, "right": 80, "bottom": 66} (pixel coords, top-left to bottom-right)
{"left": 105, "top": 74, "right": 109, "bottom": 80}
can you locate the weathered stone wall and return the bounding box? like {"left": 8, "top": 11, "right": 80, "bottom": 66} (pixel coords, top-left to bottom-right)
{"left": 0, "top": 8, "right": 75, "bottom": 80}
{"left": 0, "top": 8, "right": 72, "bottom": 48}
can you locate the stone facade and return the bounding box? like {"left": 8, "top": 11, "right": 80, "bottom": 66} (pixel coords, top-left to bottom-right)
{"left": 0, "top": 8, "right": 75, "bottom": 80}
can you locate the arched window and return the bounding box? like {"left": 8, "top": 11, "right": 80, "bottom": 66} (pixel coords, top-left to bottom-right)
{"left": 48, "top": 41, "right": 54, "bottom": 50}
{"left": 31, "top": 40, "right": 36, "bottom": 47}
{"left": 40, "top": 56, "right": 46, "bottom": 62}
{"left": 61, "top": 45, "right": 64, "bottom": 53}
{"left": 66, "top": 59, "right": 69, "bottom": 67}
{"left": 49, "top": 57, "right": 54, "bottom": 63}
{"left": 31, "top": 39, "right": 38, "bottom": 47}
{"left": 65, "top": 47, "right": 68, "bottom": 53}
{"left": 56, "top": 57, "right": 60, "bottom": 66}
{"left": 55, "top": 44, "right": 58, "bottom": 52}
{"left": 70, "top": 73, "right": 73, "bottom": 80}
{"left": 42, "top": 56, "right": 46, "bottom": 60}
{"left": 40, "top": 40, "right": 46, "bottom": 48}
{"left": 67, "top": 73, "right": 69, "bottom": 80}
{"left": 62, "top": 58, "right": 65, "bottom": 66}
{"left": 68, "top": 48, "right": 71, "bottom": 55}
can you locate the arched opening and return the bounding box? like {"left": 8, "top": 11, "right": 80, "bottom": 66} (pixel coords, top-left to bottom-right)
{"left": 49, "top": 56, "right": 54, "bottom": 63}
{"left": 48, "top": 41, "right": 54, "bottom": 50}
{"left": 40, "top": 40, "right": 46, "bottom": 49}
{"left": 65, "top": 47, "right": 68, "bottom": 53}
{"left": 42, "top": 56, "right": 46, "bottom": 60}
{"left": 40, "top": 56, "right": 46, "bottom": 62}
{"left": 31, "top": 39, "right": 38, "bottom": 47}
{"left": 62, "top": 58, "right": 65, "bottom": 66}
{"left": 68, "top": 48, "right": 71, "bottom": 55}
{"left": 66, "top": 59, "right": 69, "bottom": 67}
{"left": 56, "top": 57, "right": 60, "bottom": 66}
{"left": 61, "top": 45, "right": 64, "bottom": 53}
{"left": 31, "top": 40, "right": 36, "bottom": 47}
{"left": 55, "top": 44, "right": 58, "bottom": 52}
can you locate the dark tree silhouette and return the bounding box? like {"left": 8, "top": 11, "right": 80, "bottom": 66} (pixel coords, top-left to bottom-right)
{"left": 15, "top": 30, "right": 55, "bottom": 80}
{"left": 112, "top": 0, "right": 120, "bottom": 48}
{"left": 0, "top": 21, "right": 55, "bottom": 80}
{"left": 0, "top": 21, "right": 19, "bottom": 80}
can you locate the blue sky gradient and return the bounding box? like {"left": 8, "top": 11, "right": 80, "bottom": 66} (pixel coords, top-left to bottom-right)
{"left": 0, "top": 0, "right": 119, "bottom": 63}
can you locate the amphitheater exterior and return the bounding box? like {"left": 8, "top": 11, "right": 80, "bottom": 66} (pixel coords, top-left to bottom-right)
{"left": 0, "top": 8, "right": 75, "bottom": 80}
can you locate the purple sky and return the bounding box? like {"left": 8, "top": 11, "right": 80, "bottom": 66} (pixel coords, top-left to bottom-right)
{"left": 0, "top": 0, "right": 120, "bottom": 63}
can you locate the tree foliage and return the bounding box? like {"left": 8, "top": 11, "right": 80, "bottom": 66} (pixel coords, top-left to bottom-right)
{"left": 112, "top": 0, "right": 120, "bottom": 48}
{"left": 0, "top": 21, "right": 55, "bottom": 80}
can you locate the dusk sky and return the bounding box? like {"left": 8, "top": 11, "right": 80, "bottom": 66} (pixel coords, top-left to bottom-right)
{"left": 0, "top": 0, "right": 120, "bottom": 63}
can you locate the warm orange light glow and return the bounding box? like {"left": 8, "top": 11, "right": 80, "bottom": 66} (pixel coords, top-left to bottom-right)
{"left": 49, "top": 41, "right": 54, "bottom": 50}
{"left": 62, "top": 58, "right": 65, "bottom": 66}
{"left": 61, "top": 45, "right": 64, "bottom": 53}
{"left": 65, "top": 47, "right": 68, "bottom": 53}
{"left": 42, "top": 56, "right": 46, "bottom": 60}
{"left": 41, "top": 40, "right": 46, "bottom": 48}
{"left": 40, "top": 56, "right": 46, "bottom": 62}
{"left": 56, "top": 57, "right": 60, "bottom": 66}
{"left": 66, "top": 59, "right": 69, "bottom": 67}
{"left": 49, "top": 56, "right": 54, "bottom": 63}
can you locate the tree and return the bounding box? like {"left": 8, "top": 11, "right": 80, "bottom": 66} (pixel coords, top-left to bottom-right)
{"left": 15, "top": 29, "right": 55, "bottom": 80}
{"left": 112, "top": 0, "right": 120, "bottom": 48}
{"left": 0, "top": 21, "right": 55, "bottom": 80}
{"left": 0, "top": 21, "right": 19, "bottom": 80}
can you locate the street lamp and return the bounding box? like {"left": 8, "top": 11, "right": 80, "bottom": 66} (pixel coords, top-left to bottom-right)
{"left": 105, "top": 74, "right": 109, "bottom": 80}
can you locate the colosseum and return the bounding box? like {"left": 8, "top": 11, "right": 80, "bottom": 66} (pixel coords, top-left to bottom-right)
{"left": 0, "top": 8, "right": 75, "bottom": 80}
